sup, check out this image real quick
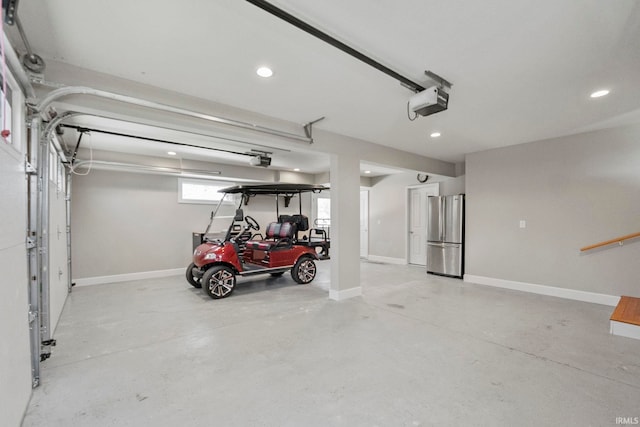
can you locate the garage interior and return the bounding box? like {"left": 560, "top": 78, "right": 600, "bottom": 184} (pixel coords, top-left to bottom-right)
{"left": 2, "top": 1, "right": 640, "bottom": 426}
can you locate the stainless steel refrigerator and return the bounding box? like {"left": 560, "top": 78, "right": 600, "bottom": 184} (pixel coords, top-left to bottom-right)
{"left": 426, "top": 194, "right": 464, "bottom": 278}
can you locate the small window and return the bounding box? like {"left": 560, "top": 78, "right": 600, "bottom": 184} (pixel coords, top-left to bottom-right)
{"left": 178, "top": 178, "right": 234, "bottom": 204}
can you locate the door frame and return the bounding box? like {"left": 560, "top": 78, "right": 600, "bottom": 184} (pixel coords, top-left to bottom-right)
{"left": 406, "top": 183, "right": 439, "bottom": 265}
{"left": 360, "top": 189, "right": 369, "bottom": 258}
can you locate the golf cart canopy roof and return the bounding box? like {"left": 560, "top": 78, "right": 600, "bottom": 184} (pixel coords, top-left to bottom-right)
{"left": 219, "top": 183, "right": 329, "bottom": 195}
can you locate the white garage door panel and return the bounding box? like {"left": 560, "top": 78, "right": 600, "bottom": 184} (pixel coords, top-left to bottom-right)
{"left": 0, "top": 143, "right": 32, "bottom": 427}
{"left": 49, "top": 181, "right": 68, "bottom": 333}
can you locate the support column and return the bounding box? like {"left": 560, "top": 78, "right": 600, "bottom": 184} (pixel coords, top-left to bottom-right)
{"left": 329, "top": 154, "right": 362, "bottom": 300}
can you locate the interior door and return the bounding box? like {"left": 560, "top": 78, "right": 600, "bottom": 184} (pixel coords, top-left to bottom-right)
{"left": 408, "top": 184, "right": 439, "bottom": 265}
{"left": 360, "top": 190, "right": 368, "bottom": 258}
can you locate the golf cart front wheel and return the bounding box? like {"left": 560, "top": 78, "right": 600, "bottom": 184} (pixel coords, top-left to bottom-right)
{"left": 292, "top": 257, "right": 316, "bottom": 284}
{"left": 202, "top": 265, "right": 236, "bottom": 299}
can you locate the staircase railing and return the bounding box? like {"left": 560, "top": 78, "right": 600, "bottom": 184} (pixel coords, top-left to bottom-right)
{"left": 580, "top": 232, "right": 640, "bottom": 252}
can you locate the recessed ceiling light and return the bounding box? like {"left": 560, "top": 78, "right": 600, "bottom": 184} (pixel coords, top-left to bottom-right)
{"left": 293, "top": 168, "right": 300, "bottom": 172}
{"left": 590, "top": 89, "right": 610, "bottom": 98}
{"left": 430, "top": 132, "right": 441, "bottom": 138}
{"left": 256, "top": 66, "right": 273, "bottom": 78}
{"left": 364, "top": 170, "right": 371, "bottom": 174}
{"left": 167, "top": 151, "right": 177, "bottom": 156}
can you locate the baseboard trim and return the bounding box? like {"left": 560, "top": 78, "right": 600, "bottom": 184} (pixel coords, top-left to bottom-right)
{"left": 74, "top": 268, "right": 184, "bottom": 287}
{"left": 366, "top": 255, "right": 407, "bottom": 265}
{"left": 610, "top": 320, "right": 640, "bottom": 340}
{"left": 329, "top": 286, "right": 362, "bottom": 301}
{"left": 464, "top": 274, "right": 620, "bottom": 307}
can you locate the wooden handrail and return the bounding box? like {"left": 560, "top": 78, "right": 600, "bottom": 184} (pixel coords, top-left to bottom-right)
{"left": 580, "top": 232, "right": 640, "bottom": 252}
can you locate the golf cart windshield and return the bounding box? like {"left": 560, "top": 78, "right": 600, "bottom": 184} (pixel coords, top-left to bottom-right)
{"left": 203, "top": 192, "right": 241, "bottom": 242}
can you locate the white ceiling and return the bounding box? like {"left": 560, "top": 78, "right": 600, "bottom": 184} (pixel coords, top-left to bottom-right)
{"left": 8, "top": 0, "right": 640, "bottom": 171}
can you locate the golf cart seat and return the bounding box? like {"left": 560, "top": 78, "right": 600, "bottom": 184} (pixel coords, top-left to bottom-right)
{"left": 245, "top": 222, "right": 297, "bottom": 251}
{"left": 278, "top": 214, "right": 309, "bottom": 231}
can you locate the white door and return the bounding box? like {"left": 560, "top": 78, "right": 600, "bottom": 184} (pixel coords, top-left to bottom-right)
{"left": 360, "top": 190, "right": 369, "bottom": 257}
{"left": 408, "top": 184, "right": 439, "bottom": 265}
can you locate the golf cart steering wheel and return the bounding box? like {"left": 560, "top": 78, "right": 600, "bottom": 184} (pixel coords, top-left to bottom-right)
{"left": 244, "top": 215, "right": 260, "bottom": 231}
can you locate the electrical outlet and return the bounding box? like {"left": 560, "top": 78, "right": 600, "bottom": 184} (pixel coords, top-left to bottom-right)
{"left": 519, "top": 220, "right": 526, "bottom": 229}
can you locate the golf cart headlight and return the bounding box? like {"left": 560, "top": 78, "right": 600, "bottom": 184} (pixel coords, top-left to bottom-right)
{"left": 204, "top": 253, "right": 220, "bottom": 261}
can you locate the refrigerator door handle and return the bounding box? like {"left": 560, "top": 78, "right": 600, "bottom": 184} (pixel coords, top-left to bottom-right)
{"left": 439, "top": 197, "right": 445, "bottom": 242}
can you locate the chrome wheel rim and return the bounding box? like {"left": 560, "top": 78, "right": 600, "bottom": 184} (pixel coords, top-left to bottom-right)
{"left": 208, "top": 269, "right": 235, "bottom": 297}
{"left": 298, "top": 260, "right": 316, "bottom": 283}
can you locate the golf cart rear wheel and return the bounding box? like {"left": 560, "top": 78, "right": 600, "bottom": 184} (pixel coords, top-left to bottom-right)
{"left": 292, "top": 257, "right": 316, "bottom": 284}
{"left": 202, "top": 265, "right": 236, "bottom": 299}
{"left": 185, "top": 263, "right": 202, "bottom": 288}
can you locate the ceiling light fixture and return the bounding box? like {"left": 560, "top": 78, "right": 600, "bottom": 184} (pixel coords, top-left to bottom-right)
{"left": 364, "top": 170, "right": 371, "bottom": 174}
{"left": 256, "top": 66, "right": 273, "bottom": 78}
{"left": 430, "top": 132, "right": 441, "bottom": 138}
{"left": 293, "top": 168, "right": 300, "bottom": 172}
{"left": 167, "top": 151, "right": 177, "bottom": 156}
{"left": 590, "top": 89, "right": 610, "bottom": 98}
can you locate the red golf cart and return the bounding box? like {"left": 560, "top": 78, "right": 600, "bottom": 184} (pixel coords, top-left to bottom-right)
{"left": 186, "top": 183, "right": 330, "bottom": 299}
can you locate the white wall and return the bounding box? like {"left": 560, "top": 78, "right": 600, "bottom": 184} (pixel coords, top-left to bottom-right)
{"left": 439, "top": 175, "right": 465, "bottom": 196}
{"left": 465, "top": 123, "right": 640, "bottom": 297}
{"left": 368, "top": 173, "right": 466, "bottom": 260}
{"left": 0, "top": 137, "right": 31, "bottom": 426}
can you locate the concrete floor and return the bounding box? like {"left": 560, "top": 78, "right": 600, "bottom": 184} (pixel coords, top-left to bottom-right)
{"left": 23, "top": 261, "right": 640, "bottom": 427}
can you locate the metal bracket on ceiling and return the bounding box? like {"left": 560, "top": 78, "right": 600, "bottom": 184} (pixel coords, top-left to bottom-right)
{"left": 3, "top": 0, "right": 19, "bottom": 25}
{"left": 303, "top": 116, "right": 325, "bottom": 142}
{"left": 14, "top": 16, "right": 46, "bottom": 74}
{"left": 248, "top": 149, "right": 272, "bottom": 157}
{"left": 424, "top": 70, "right": 453, "bottom": 90}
